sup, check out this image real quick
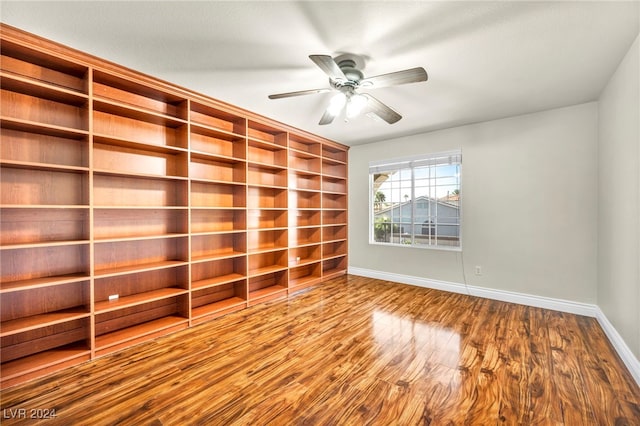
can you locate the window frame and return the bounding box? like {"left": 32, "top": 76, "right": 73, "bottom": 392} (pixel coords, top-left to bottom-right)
{"left": 368, "top": 150, "right": 462, "bottom": 251}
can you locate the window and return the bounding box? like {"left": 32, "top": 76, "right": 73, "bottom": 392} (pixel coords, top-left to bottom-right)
{"left": 370, "top": 150, "right": 461, "bottom": 250}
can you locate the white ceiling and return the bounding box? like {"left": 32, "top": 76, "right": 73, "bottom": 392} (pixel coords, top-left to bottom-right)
{"left": 2, "top": 1, "right": 638, "bottom": 146}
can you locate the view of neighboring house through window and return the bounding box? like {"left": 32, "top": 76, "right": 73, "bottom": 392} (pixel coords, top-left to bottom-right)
{"left": 370, "top": 150, "right": 461, "bottom": 249}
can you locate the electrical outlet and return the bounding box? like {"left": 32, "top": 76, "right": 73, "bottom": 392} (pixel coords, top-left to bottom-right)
{"left": 474, "top": 266, "right": 482, "bottom": 276}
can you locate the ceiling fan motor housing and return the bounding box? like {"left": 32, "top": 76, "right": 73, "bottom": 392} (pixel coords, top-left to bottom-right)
{"left": 337, "top": 59, "right": 364, "bottom": 83}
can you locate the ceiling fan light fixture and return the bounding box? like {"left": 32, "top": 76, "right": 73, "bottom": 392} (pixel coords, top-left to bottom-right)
{"left": 327, "top": 92, "right": 347, "bottom": 116}
{"left": 346, "top": 93, "right": 368, "bottom": 118}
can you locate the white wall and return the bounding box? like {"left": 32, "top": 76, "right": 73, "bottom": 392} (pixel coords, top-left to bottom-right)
{"left": 349, "top": 102, "right": 599, "bottom": 303}
{"left": 598, "top": 34, "right": 640, "bottom": 359}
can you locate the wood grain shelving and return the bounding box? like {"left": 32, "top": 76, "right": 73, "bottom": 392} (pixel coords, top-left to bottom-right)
{"left": 0, "top": 23, "right": 348, "bottom": 388}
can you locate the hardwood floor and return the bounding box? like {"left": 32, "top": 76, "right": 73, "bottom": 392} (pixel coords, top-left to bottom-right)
{"left": 1, "top": 275, "right": 639, "bottom": 425}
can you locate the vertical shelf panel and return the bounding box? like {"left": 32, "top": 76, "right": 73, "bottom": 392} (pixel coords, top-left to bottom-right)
{"left": 321, "top": 143, "right": 348, "bottom": 279}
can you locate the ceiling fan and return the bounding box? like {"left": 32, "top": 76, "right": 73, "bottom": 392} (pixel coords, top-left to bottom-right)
{"left": 268, "top": 53, "right": 428, "bottom": 125}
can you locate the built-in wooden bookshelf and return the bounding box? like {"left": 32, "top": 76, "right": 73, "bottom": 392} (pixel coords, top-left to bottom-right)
{"left": 0, "top": 23, "right": 348, "bottom": 389}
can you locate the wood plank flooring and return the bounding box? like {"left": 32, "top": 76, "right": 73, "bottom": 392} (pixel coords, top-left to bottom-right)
{"left": 1, "top": 275, "right": 639, "bottom": 425}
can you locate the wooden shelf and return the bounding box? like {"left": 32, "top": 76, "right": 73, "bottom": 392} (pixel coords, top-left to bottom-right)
{"left": 0, "top": 244, "right": 90, "bottom": 287}
{"left": 0, "top": 308, "right": 90, "bottom": 337}
{"left": 191, "top": 273, "right": 246, "bottom": 291}
{"left": 191, "top": 277, "right": 247, "bottom": 323}
{"left": 289, "top": 149, "right": 321, "bottom": 174}
{"left": 1, "top": 167, "right": 89, "bottom": 206}
{"left": 248, "top": 265, "right": 288, "bottom": 277}
{"left": 1, "top": 37, "right": 88, "bottom": 92}
{"left": 289, "top": 245, "right": 321, "bottom": 267}
{"left": 322, "top": 256, "right": 348, "bottom": 277}
{"left": 249, "top": 284, "right": 287, "bottom": 300}
{"left": 190, "top": 127, "right": 246, "bottom": 161}
{"left": 247, "top": 121, "right": 287, "bottom": 147}
{"left": 190, "top": 101, "right": 246, "bottom": 136}
{"left": 289, "top": 134, "right": 321, "bottom": 157}
{"left": 0, "top": 24, "right": 348, "bottom": 388}
{"left": 248, "top": 229, "right": 287, "bottom": 253}
{"left": 247, "top": 208, "right": 287, "bottom": 230}
{"left": 322, "top": 144, "right": 348, "bottom": 163}
{"left": 289, "top": 264, "right": 322, "bottom": 289}
{"left": 94, "top": 315, "right": 188, "bottom": 351}
{"left": 322, "top": 209, "right": 347, "bottom": 225}
{"left": 93, "top": 69, "right": 187, "bottom": 120}
{"left": 0, "top": 274, "right": 90, "bottom": 293}
{"left": 94, "top": 208, "right": 188, "bottom": 240}
{"left": 289, "top": 171, "right": 321, "bottom": 192}
{"left": 0, "top": 115, "right": 89, "bottom": 140}
{"left": 94, "top": 260, "right": 188, "bottom": 279}
{"left": 248, "top": 249, "right": 288, "bottom": 277}
{"left": 0, "top": 316, "right": 90, "bottom": 374}
{"left": 1, "top": 89, "right": 87, "bottom": 131}
{"left": 0, "top": 342, "right": 90, "bottom": 384}
{"left": 191, "top": 256, "right": 246, "bottom": 288}
{"left": 191, "top": 297, "right": 246, "bottom": 322}
{"left": 191, "top": 250, "right": 246, "bottom": 263}
{"left": 1, "top": 72, "right": 88, "bottom": 105}
{"left": 323, "top": 240, "right": 347, "bottom": 259}
{"left": 191, "top": 233, "right": 246, "bottom": 262}
{"left": 289, "top": 227, "right": 322, "bottom": 248}
{"left": 247, "top": 186, "right": 287, "bottom": 209}
{"left": 191, "top": 155, "right": 246, "bottom": 184}
{"left": 94, "top": 174, "right": 189, "bottom": 208}
{"left": 248, "top": 269, "right": 288, "bottom": 304}
{"left": 93, "top": 98, "right": 187, "bottom": 127}
{"left": 191, "top": 209, "right": 246, "bottom": 234}
{"left": 290, "top": 189, "right": 321, "bottom": 209}
{"left": 95, "top": 287, "right": 188, "bottom": 313}
{"left": 191, "top": 181, "right": 246, "bottom": 209}
{"left": 0, "top": 240, "right": 90, "bottom": 251}
{"left": 0, "top": 159, "right": 88, "bottom": 173}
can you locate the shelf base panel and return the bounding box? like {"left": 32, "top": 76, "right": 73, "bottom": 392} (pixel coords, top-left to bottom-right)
{"left": 94, "top": 316, "right": 188, "bottom": 358}
{"left": 0, "top": 343, "right": 90, "bottom": 388}
{"left": 191, "top": 297, "right": 247, "bottom": 325}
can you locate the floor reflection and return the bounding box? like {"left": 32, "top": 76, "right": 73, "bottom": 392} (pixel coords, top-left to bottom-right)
{"left": 371, "top": 309, "right": 461, "bottom": 389}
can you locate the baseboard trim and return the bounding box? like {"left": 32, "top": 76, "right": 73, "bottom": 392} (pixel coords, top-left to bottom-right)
{"left": 595, "top": 307, "right": 640, "bottom": 386}
{"left": 347, "top": 266, "right": 640, "bottom": 386}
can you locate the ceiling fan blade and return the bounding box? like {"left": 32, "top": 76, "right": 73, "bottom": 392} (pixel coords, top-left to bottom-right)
{"left": 362, "top": 94, "right": 402, "bottom": 124}
{"left": 361, "top": 67, "right": 428, "bottom": 89}
{"left": 318, "top": 107, "right": 337, "bottom": 125}
{"left": 309, "top": 55, "right": 347, "bottom": 82}
{"left": 268, "top": 87, "right": 332, "bottom": 99}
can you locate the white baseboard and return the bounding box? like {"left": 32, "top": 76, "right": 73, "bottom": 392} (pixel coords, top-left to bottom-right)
{"left": 347, "top": 266, "right": 640, "bottom": 386}
{"left": 595, "top": 308, "right": 640, "bottom": 386}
